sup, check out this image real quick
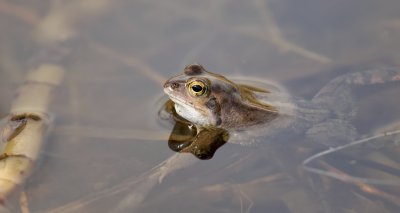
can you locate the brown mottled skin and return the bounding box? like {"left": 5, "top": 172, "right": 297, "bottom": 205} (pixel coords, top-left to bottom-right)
{"left": 164, "top": 65, "right": 400, "bottom": 147}
{"left": 164, "top": 64, "right": 278, "bottom": 130}
{"left": 154, "top": 64, "right": 400, "bottom": 213}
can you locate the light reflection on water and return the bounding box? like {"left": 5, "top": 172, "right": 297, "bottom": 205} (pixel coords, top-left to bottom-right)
{"left": 0, "top": 0, "right": 400, "bottom": 212}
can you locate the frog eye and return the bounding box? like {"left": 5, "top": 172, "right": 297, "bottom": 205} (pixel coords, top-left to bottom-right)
{"left": 187, "top": 80, "right": 208, "bottom": 97}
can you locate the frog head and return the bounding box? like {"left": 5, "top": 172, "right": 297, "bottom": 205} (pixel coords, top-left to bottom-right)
{"left": 164, "top": 64, "right": 278, "bottom": 130}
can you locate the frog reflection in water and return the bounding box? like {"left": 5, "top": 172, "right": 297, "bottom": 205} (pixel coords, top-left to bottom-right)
{"left": 163, "top": 64, "right": 400, "bottom": 159}
{"left": 163, "top": 99, "right": 229, "bottom": 160}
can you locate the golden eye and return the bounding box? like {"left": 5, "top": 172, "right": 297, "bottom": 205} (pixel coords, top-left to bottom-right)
{"left": 187, "top": 80, "right": 208, "bottom": 97}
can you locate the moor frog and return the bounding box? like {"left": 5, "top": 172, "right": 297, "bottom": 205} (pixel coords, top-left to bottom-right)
{"left": 162, "top": 64, "right": 400, "bottom": 158}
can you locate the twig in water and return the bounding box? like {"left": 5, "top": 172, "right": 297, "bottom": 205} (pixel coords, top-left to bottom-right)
{"left": 253, "top": 0, "right": 332, "bottom": 64}
{"left": 303, "top": 129, "right": 400, "bottom": 186}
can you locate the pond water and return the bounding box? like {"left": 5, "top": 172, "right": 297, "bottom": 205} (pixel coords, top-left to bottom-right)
{"left": 0, "top": 0, "right": 400, "bottom": 212}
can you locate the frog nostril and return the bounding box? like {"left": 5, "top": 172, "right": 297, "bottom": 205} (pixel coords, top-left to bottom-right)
{"left": 164, "top": 82, "right": 180, "bottom": 89}
{"left": 170, "top": 82, "right": 179, "bottom": 89}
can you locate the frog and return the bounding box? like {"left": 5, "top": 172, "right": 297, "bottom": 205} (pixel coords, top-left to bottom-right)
{"left": 163, "top": 64, "right": 400, "bottom": 153}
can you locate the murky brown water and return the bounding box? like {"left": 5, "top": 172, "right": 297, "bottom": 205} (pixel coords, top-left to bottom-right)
{"left": 1, "top": 0, "right": 400, "bottom": 212}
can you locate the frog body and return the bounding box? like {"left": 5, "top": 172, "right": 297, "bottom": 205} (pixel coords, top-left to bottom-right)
{"left": 163, "top": 64, "right": 400, "bottom": 147}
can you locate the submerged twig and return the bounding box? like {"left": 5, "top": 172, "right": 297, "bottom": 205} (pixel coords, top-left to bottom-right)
{"left": 253, "top": 0, "right": 332, "bottom": 64}
{"left": 320, "top": 161, "right": 400, "bottom": 207}
{"left": 303, "top": 129, "right": 400, "bottom": 185}
{"left": 46, "top": 153, "right": 197, "bottom": 213}
{"left": 88, "top": 40, "right": 166, "bottom": 85}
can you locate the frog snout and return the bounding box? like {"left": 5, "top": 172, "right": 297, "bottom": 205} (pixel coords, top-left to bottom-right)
{"left": 164, "top": 81, "right": 180, "bottom": 90}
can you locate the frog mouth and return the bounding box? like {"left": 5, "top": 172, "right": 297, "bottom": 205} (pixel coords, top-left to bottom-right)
{"left": 168, "top": 96, "right": 193, "bottom": 108}
{"left": 166, "top": 95, "right": 205, "bottom": 113}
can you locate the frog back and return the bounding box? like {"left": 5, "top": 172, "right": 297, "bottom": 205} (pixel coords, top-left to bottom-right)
{"left": 227, "top": 77, "right": 300, "bottom": 145}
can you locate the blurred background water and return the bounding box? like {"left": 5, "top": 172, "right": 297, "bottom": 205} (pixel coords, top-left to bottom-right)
{"left": 0, "top": 0, "right": 399, "bottom": 212}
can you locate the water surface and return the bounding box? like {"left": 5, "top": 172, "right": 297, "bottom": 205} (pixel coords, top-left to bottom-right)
{"left": 0, "top": 0, "right": 400, "bottom": 212}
